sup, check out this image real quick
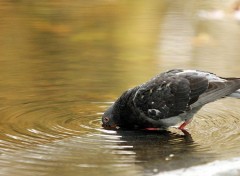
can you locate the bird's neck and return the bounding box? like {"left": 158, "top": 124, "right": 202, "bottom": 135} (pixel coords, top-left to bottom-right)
{"left": 119, "top": 86, "right": 139, "bottom": 105}
{"left": 117, "top": 86, "right": 139, "bottom": 116}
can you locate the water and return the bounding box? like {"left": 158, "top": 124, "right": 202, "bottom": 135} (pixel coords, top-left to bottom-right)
{"left": 0, "top": 1, "right": 240, "bottom": 176}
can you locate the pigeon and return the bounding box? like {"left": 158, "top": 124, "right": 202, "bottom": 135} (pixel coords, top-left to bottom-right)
{"left": 102, "top": 69, "right": 240, "bottom": 130}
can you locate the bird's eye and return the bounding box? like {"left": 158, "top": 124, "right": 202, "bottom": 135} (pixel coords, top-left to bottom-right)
{"left": 103, "top": 117, "right": 110, "bottom": 123}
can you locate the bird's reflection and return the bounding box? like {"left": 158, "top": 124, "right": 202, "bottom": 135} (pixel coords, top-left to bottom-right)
{"left": 116, "top": 129, "right": 212, "bottom": 175}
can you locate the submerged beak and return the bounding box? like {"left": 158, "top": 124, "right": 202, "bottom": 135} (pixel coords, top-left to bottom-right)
{"left": 102, "top": 123, "right": 118, "bottom": 129}
{"left": 102, "top": 114, "right": 118, "bottom": 129}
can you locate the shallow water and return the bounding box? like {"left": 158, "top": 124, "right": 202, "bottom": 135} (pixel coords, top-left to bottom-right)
{"left": 0, "top": 1, "right": 240, "bottom": 176}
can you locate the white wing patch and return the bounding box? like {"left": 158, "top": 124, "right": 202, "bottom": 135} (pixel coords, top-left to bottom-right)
{"left": 148, "top": 109, "right": 161, "bottom": 116}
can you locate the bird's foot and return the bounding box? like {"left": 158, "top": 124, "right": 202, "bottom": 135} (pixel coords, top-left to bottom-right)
{"left": 172, "top": 126, "right": 191, "bottom": 137}
{"left": 180, "top": 129, "right": 191, "bottom": 136}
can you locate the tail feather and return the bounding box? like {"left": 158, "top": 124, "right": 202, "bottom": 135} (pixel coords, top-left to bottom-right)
{"left": 223, "top": 77, "right": 240, "bottom": 81}
{"left": 192, "top": 79, "right": 240, "bottom": 108}
{"left": 229, "top": 89, "right": 240, "bottom": 99}
{"left": 225, "top": 78, "right": 240, "bottom": 99}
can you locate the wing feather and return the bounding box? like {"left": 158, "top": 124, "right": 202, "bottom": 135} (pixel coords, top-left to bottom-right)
{"left": 133, "top": 72, "right": 209, "bottom": 120}
{"left": 192, "top": 79, "right": 240, "bottom": 108}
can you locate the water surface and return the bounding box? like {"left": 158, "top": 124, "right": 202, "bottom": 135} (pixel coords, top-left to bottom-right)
{"left": 0, "top": 1, "right": 240, "bottom": 176}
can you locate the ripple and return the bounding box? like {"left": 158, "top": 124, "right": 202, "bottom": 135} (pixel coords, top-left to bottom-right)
{"left": 188, "top": 98, "right": 240, "bottom": 157}
{"left": 0, "top": 99, "right": 240, "bottom": 176}
{"left": 0, "top": 100, "right": 105, "bottom": 151}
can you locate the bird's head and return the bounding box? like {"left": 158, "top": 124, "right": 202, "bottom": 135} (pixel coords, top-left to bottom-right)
{"left": 102, "top": 103, "right": 120, "bottom": 129}
{"left": 102, "top": 88, "right": 137, "bottom": 129}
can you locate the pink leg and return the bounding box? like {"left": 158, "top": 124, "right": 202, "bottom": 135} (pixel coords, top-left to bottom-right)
{"left": 178, "top": 118, "right": 193, "bottom": 130}
{"left": 145, "top": 128, "right": 161, "bottom": 131}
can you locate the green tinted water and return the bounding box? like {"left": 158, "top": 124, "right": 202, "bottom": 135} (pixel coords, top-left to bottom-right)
{"left": 0, "top": 1, "right": 240, "bottom": 176}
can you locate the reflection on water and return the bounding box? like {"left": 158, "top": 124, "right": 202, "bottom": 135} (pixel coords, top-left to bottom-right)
{"left": 0, "top": 0, "right": 240, "bottom": 176}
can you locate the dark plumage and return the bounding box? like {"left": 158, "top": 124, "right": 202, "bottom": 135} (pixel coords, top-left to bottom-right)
{"left": 102, "top": 69, "right": 240, "bottom": 130}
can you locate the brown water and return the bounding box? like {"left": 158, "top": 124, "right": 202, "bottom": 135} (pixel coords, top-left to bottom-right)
{"left": 0, "top": 1, "right": 240, "bottom": 176}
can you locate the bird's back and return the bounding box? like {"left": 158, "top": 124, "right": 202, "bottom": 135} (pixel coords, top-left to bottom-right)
{"left": 129, "top": 69, "right": 240, "bottom": 128}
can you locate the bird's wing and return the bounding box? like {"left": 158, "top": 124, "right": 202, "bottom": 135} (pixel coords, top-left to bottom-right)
{"left": 166, "top": 69, "right": 240, "bottom": 107}
{"left": 191, "top": 78, "right": 240, "bottom": 108}
{"left": 132, "top": 73, "right": 209, "bottom": 120}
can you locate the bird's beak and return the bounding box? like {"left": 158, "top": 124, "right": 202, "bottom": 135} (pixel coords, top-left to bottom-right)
{"left": 102, "top": 123, "right": 118, "bottom": 130}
